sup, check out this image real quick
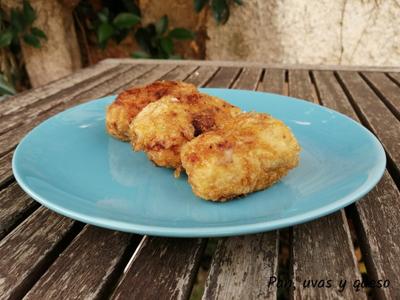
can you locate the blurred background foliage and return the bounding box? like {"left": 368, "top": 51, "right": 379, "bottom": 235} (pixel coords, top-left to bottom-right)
{"left": 0, "top": 0, "right": 242, "bottom": 97}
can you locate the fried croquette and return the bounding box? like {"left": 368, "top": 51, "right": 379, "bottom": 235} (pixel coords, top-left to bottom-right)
{"left": 106, "top": 81, "right": 197, "bottom": 141}
{"left": 180, "top": 113, "right": 300, "bottom": 201}
{"left": 129, "top": 93, "right": 241, "bottom": 170}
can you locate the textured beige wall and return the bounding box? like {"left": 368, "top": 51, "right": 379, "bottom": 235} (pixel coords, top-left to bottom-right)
{"left": 206, "top": 0, "right": 400, "bottom": 66}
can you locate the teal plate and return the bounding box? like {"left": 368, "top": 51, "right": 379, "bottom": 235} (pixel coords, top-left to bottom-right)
{"left": 12, "top": 89, "right": 386, "bottom": 237}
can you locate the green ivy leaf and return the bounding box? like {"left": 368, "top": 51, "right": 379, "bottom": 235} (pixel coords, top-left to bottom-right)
{"left": 0, "top": 30, "right": 13, "bottom": 48}
{"left": 233, "top": 0, "right": 243, "bottom": 4}
{"left": 155, "top": 15, "right": 168, "bottom": 35}
{"left": 10, "top": 9, "right": 23, "bottom": 32}
{"left": 97, "top": 9, "right": 109, "bottom": 23}
{"left": 160, "top": 36, "right": 173, "bottom": 55}
{"left": 113, "top": 13, "right": 140, "bottom": 29}
{"left": 31, "top": 27, "right": 47, "bottom": 40}
{"left": 194, "top": 0, "right": 209, "bottom": 12}
{"left": 22, "top": 0, "right": 36, "bottom": 26}
{"left": 97, "top": 22, "right": 114, "bottom": 47}
{"left": 23, "top": 33, "right": 41, "bottom": 48}
{"left": 132, "top": 51, "right": 151, "bottom": 58}
{"left": 168, "top": 28, "right": 194, "bottom": 40}
{"left": 211, "top": 0, "right": 229, "bottom": 24}
{"left": 0, "top": 75, "right": 16, "bottom": 95}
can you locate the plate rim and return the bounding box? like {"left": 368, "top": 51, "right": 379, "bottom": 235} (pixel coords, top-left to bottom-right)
{"left": 12, "top": 89, "right": 387, "bottom": 237}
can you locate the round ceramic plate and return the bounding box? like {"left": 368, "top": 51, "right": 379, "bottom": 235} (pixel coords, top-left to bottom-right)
{"left": 12, "top": 89, "right": 386, "bottom": 237}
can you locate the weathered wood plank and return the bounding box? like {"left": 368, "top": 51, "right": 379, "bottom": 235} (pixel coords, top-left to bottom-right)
{"left": 289, "top": 70, "right": 365, "bottom": 299}
{"left": 231, "top": 67, "right": 263, "bottom": 90}
{"left": 159, "top": 65, "right": 198, "bottom": 81}
{"left": 386, "top": 72, "right": 400, "bottom": 85}
{"left": 0, "top": 151, "right": 13, "bottom": 187}
{"left": 258, "top": 69, "right": 286, "bottom": 95}
{"left": 113, "top": 63, "right": 177, "bottom": 94}
{"left": 0, "top": 182, "right": 39, "bottom": 240}
{"left": 291, "top": 211, "right": 365, "bottom": 299}
{"left": 0, "top": 207, "right": 78, "bottom": 300}
{"left": 101, "top": 58, "right": 400, "bottom": 72}
{"left": 25, "top": 226, "right": 135, "bottom": 300}
{"left": 0, "top": 64, "right": 137, "bottom": 136}
{"left": 112, "top": 236, "right": 206, "bottom": 300}
{"left": 0, "top": 62, "right": 118, "bottom": 116}
{"left": 202, "top": 68, "right": 279, "bottom": 300}
{"left": 185, "top": 66, "right": 219, "bottom": 87}
{"left": 202, "top": 233, "right": 278, "bottom": 300}
{"left": 313, "top": 70, "right": 400, "bottom": 299}
{"left": 337, "top": 71, "right": 400, "bottom": 173}
{"left": 361, "top": 72, "right": 400, "bottom": 120}
{"left": 288, "top": 69, "right": 316, "bottom": 101}
{"left": 205, "top": 67, "right": 241, "bottom": 88}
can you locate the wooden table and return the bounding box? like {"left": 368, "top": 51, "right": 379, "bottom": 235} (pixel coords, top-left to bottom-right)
{"left": 0, "top": 59, "right": 399, "bottom": 300}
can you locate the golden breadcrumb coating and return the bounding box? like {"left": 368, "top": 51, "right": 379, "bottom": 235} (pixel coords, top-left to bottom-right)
{"left": 180, "top": 113, "right": 301, "bottom": 201}
{"left": 106, "top": 81, "right": 197, "bottom": 141}
{"left": 129, "top": 93, "right": 241, "bottom": 169}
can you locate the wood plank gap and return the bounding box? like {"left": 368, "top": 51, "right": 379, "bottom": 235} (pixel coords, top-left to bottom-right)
{"left": 0, "top": 182, "right": 40, "bottom": 241}
{"left": 201, "top": 67, "right": 221, "bottom": 87}
{"left": 359, "top": 72, "right": 400, "bottom": 121}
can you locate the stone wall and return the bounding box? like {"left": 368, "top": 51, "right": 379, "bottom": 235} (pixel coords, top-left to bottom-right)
{"left": 206, "top": 0, "right": 400, "bottom": 66}
{"left": 139, "top": 0, "right": 400, "bottom": 66}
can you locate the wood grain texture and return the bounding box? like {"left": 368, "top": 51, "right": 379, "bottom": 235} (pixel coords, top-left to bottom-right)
{"left": 0, "top": 182, "right": 39, "bottom": 240}
{"left": 113, "top": 63, "right": 178, "bottom": 93}
{"left": 337, "top": 71, "right": 400, "bottom": 173}
{"left": 291, "top": 211, "right": 365, "bottom": 299}
{"left": 313, "top": 70, "right": 400, "bottom": 299}
{"left": 231, "top": 67, "right": 263, "bottom": 90}
{"left": 289, "top": 70, "right": 365, "bottom": 299}
{"left": 288, "top": 69, "right": 316, "bottom": 102}
{"left": 0, "top": 62, "right": 117, "bottom": 116}
{"left": 112, "top": 236, "right": 206, "bottom": 300}
{"left": 0, "top": 151, "right": 13, "bottom": 187}
{"left": 386, "top": 72, "right": 400, "bottom": 85}
{"left": 0, "top": 64, "right": 134, "bottom": 136}
{"left": 205, "top": 67, "right": 241, "bottom": 88}
{"left": 0, "top": 207, "right": 77, "bottom": 300}
{"left": 202, "top": 233, "right": 278, "bottom": 300}
{"left": 25, "top": 226, "right": 134, "bottom": 300}
{"left": 258, "top": 69, "right": 286, "bottom": 95}
{"left": 159, "top": 65, "right": 198, "bottom": 81}
{"left": 185, "top": 66, "right": 219, "bottom": 87}
{"left": 361, "top": 72, "right": 400, "bottom": 120}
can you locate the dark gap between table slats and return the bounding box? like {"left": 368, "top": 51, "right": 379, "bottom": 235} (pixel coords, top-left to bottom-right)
{"left": 359, "top": 72, "right": 400, "bottom": 121}
{"left": 0, "top": 182, "right": 40, "bottom": 241}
